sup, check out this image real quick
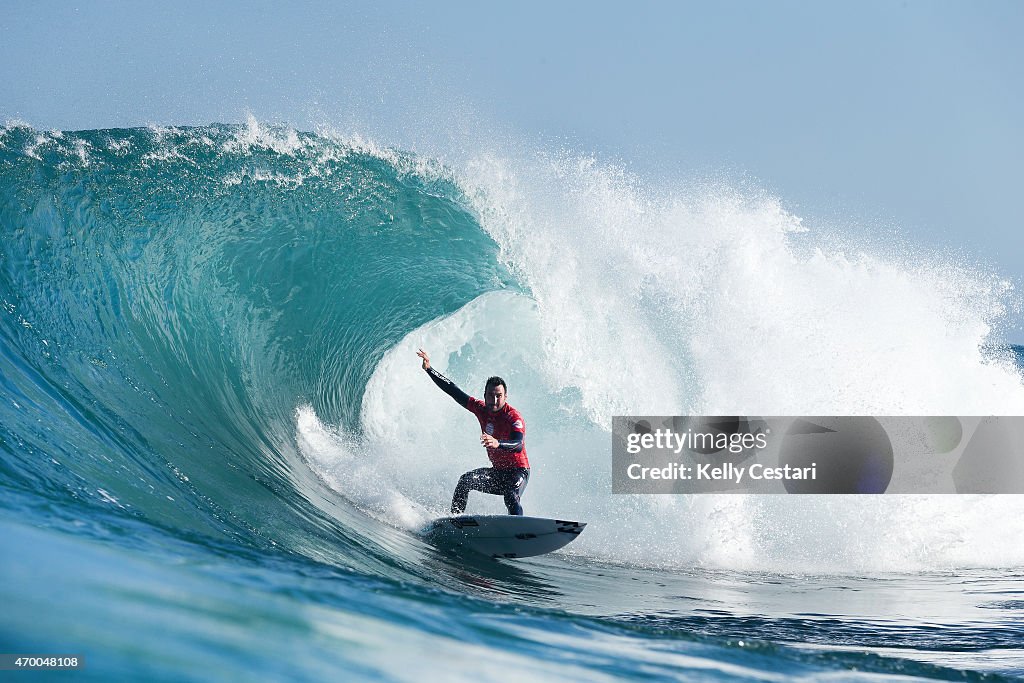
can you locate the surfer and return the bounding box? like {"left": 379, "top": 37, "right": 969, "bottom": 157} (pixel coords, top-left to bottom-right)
{"left": 417, "top": 349, "right": 530, "bottom": 516}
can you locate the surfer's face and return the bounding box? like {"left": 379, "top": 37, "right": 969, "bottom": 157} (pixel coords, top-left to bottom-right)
{"left": 484, "top": 384, "right": 506, "bottom": 412}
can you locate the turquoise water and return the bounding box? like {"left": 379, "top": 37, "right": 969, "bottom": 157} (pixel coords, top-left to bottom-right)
{"left": 2, "top": 121, "right": 1023, "bottom": 681}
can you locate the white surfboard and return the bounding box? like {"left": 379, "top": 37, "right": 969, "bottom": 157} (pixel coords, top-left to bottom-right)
{"left": 421, "top": 515, "right": 586, "bottom": 559}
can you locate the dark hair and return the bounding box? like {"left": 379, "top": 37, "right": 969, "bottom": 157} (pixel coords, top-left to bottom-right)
{"left": 485, "top": 376, "right": 507, "bottom": 393}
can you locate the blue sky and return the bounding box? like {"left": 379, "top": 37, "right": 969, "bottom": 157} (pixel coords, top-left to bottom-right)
{"left": 3, "top": 1, "right": 1023, "bottom": 337}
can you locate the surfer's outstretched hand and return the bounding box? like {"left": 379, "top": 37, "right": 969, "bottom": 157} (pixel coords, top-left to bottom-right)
{"left": 416, "top": 348, "right": 430, "bottom": 370}
{"left": 480, "top": 434, "right": 499, "bottom": 449}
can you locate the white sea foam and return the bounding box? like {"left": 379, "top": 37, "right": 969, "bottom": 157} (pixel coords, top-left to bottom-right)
{"left": 221, "top": 113, "right": 309, "bottom": 156}
{"left": 295, "top": 404, "right": 430, "bottom": 532}
{"left": 458, "top": 149, "right": 1023, "bottom": 418}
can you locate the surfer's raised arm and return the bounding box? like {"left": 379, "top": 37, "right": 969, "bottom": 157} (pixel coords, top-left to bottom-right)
{"left": 418, "top": 349, "right": 471, "bottom": 407}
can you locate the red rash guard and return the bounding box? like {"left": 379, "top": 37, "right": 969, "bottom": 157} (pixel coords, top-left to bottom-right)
{"left": 465, "top": 398, "right": 530, "bottom": 469}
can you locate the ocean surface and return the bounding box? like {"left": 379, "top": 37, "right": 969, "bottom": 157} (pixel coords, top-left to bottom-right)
{"left": 2, "top": 119, "right": 1024, "bottom": 681}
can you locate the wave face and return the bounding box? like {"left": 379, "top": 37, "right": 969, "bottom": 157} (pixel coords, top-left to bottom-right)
{"left": 2, "top": 119, "right": 1024, "bottom": 681}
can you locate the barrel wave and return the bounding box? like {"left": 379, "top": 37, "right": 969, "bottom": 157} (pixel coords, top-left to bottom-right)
{"left": 2, "top": 119, "right": 1023, "bottom": 681}
{"left": 0, "top": 121, "right": 507, "bottom": 553}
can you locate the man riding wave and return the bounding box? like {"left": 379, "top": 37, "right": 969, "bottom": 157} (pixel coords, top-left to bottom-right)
{"left": 417, "top": 349, "right": 530, "bottom": 516}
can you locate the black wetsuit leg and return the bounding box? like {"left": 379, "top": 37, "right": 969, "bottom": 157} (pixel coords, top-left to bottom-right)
{"left": 451, "top": 467, "right": 530, "bottom": 516}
